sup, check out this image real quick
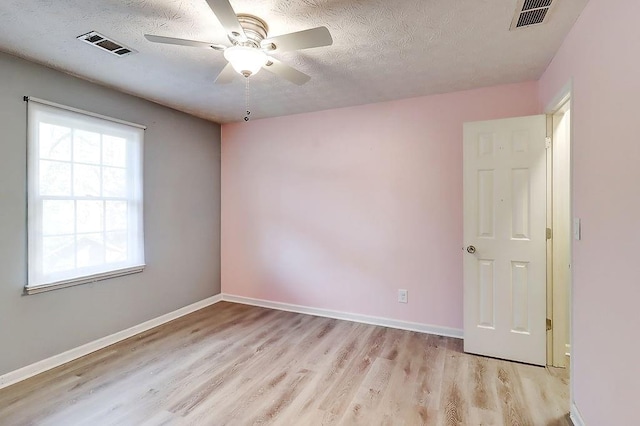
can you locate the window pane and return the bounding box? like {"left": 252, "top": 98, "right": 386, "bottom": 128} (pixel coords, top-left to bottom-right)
{"left": 74, "top": 164, "right": 101, "bottom": 197}
{"left": 106, "top": 201, "right": 127, "bottom": 231}
{"left": 42, "top": 200, "right": 75, "bottom": 235}
{"left": 28, "top": 101, "right": 144, "bottom": 288}
{"left": 77, "top": 233, "right": 104, "bottom": 268}
{"left": 103, "top": 167, "right": 127, "bottom": 198}
{"left": 39, "top": 123, "right": 71, "bottom": 161}
{"left": 106, "top": 231, "right": 128, "bottom": 263}
{"left": 103, "top": 135, "right": 127, "bottom": 167}
{"left": 40, "top": 160, "right": 72, "bottom": 196}
{"left": 74, "top": 130, "right": 101, "bottom": 164}
{"left": 43, "top": 235, "right": 75, "bottom": 274}
{"left": 76, "top": 200, "right": 103, "bottom": 234}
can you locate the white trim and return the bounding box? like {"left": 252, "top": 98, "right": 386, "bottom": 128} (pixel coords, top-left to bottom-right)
{"left": 546, "top": 81, "right": 576, "bottom": 419}
{"left": 0, "top": 294, "right": 222, "bottom": 390}
{"left": 544, "top": 79, "right": 573, "bottom": 114}
{"left": 25, "top": 96, "right": 147, "bottom": 129}
{"left": 25, "top": 265, "right": 145, "bottom": 295}
{"left": 221, "top": 294, "right": 464, "bottom": 339}
{"left": 570, "top": 403, "right": 586, "bottom": 426}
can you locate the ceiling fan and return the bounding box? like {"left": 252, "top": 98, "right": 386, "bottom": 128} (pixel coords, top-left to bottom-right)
{"left": 144, "top": 0, "right": 333, "bottom": 85}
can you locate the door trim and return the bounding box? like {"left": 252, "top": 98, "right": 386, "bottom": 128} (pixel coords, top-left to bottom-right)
{"left": 544, "top": 80, "right": 573, "bottom": 114}
{"left": 544, "top": 79, "right": 574, "bottom": 409}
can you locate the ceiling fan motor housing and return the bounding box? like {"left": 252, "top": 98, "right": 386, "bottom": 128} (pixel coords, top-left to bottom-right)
{"left": 234, "top": 14, "right": 269, "bottom": 48}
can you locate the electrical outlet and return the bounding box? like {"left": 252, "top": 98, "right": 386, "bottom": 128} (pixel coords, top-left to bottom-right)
{"left": 398, "top": 289, "right": 408, "bottom": 304}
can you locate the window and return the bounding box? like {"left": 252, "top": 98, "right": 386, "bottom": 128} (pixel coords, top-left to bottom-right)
{"left": 26, "top": 98, "right": 145, "bottom": 294}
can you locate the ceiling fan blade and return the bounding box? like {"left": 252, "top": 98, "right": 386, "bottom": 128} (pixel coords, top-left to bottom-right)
{"left": 261, "top": 27, "right": 332, "bottom": 53}
{"left": 214, "top": 62, "right": 237, "bottom": 84}
{"left": 144, "top": 34, "right": 225, "bottom": 51}
{"left": 263, "top": 57, "right": 310, "bottom": 85}
{"left": 205, "top": 0, "right": 247, "bottom": 42}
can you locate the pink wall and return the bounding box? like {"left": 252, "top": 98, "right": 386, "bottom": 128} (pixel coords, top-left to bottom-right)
{"left": 222, "top": 82, "right": 539, "bottom": 330}
{"left": 539, "top": 0, "right": 640, "bottom": 423}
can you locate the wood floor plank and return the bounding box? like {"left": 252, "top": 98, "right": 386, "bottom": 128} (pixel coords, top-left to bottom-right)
{"left": 341, "top": 357, "right": 395, "bottom": 425}
{"left": 495, "top": 361, "right": 535, "bottom": 426}
{"left": 368, "top": 331, "right": 428, "bottom": 425}
{"left": 438, "top": 338, "right": 470, "bottom": 426}
{"left": 0, "top": 302, "right": 570, "bottom": 425}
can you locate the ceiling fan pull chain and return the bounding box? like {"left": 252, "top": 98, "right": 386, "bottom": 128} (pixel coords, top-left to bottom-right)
{"left": 244, "top": 77, "right": 251, "bottom": 122}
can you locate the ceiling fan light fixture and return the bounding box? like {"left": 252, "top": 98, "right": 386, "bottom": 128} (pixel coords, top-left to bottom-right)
{"left": 224, "top": 46, "right": 267, "bottom": 77}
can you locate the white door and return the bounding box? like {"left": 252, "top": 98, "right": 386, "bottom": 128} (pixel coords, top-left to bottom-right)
{"left": 463, "top": 115, "right": 547, "bottom": 366}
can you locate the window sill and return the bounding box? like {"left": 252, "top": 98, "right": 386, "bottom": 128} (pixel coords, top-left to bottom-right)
{"left": 24, "top": 265, "right": 145, "bottom": 295}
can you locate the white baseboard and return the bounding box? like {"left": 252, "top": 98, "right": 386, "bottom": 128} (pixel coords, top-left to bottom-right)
{"left": 0, "top": 294, "right": 222, "bottom": 390}
{"left": 221, "top": 294, "right": 463, "bottom": 339}
{"left": 570, "top": 403, "right": 586, "bottom": 426}
{"left": 0, "top": 293, "right": 462, "bottom": 390}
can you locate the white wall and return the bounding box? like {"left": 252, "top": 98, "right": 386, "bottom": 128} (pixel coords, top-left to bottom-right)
{"left": 0, "top": 52, "right": 221, "bottom": 376}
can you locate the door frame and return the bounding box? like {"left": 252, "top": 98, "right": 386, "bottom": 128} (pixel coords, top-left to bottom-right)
{"left": 544, "top": 79, "right": 574, "bottom": 391}
{"left": 548, "top": 98, "right": 572, "bottom": 368}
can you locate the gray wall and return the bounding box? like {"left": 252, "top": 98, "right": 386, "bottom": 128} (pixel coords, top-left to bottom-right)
{"left": 0, "top": 52, "right": 221, "bottom": 376}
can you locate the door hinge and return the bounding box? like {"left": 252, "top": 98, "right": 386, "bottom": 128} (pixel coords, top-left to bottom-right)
{"left": 545, "top": 137, "right": 552, "bottom": 149}
{"left": 546, "top": 318, "right": 552, "bottom": 331}
{"left": 546, "top": 227, "right": 552, "bottom": 240}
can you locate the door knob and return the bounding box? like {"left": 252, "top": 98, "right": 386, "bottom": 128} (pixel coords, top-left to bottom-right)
{"left": 466, "top": 245, "right": 476, "bottom": 254}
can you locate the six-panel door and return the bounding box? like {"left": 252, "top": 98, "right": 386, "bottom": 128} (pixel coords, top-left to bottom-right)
{"left": 463, "top": 115, "right": 547, "bottom": 366}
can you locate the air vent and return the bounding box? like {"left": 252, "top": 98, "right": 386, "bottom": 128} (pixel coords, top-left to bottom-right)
{"left": 510, "top": 0, "right": 556, "bottom": 30}
{"left": 77, "top": 31, "right": 137, "bottom": 57}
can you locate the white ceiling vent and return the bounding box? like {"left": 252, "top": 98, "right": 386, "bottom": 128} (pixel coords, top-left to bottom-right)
{"left": 77, "top": 31, "right": 136, "bottom": 57}
{"left": 510, "top": 0, "right": 556, "bottom": 30}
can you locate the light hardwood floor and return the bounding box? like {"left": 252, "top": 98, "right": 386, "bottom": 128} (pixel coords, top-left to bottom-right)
{"left": 0, "top": 302, "right": 570, "bottom": 425}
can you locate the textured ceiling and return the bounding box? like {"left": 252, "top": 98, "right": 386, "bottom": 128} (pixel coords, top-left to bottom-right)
{"left": 0, "top": 0, "right": 589, "bottom": 123}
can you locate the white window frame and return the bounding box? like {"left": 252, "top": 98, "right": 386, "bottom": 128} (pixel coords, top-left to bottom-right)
{"left": 25, "top": 97, "right": 146, "bottom": 295}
